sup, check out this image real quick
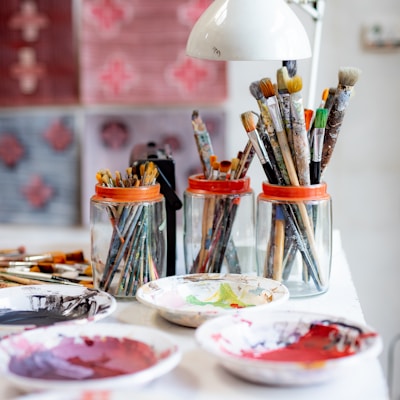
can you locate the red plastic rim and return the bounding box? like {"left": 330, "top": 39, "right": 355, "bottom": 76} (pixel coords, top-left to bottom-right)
{"left": 260, "top": 182, "right": 330, "bottom": 201}
{"left": 93, "top": 184, "right": 163, "bottom": 202}
{"left": 187, "top": 174, "right": 251, "bottom": 195}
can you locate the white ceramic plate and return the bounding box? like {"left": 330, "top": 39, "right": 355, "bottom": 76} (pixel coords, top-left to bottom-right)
{"left": 196, "top": 309, "right": 382, "bottom": 386}
{"left": 0, "top": 284, "right": 117, "bottom": 337}
{"left": 135, "top": 273, "right": 289, "bottom": 327}
{"left": 0, "top": 322, "right": 181, "bottom": 392}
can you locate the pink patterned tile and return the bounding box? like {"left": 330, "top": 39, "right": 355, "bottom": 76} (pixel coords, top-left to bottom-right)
{"left": 80, "top": 0, "right": 226, "bottom": 105}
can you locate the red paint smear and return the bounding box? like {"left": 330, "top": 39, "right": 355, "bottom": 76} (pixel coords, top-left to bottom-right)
{"left": 232, "top": 324, "right": 375, "bottom": 363}
{"left": 9, "top": 336, "right": 160, "bottom": 380}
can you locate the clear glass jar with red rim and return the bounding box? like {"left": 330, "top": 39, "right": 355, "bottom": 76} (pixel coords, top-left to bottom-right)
{"left": 183, "top": 174, "right": 256, "bottom": 275}
{"left": 256, "top": 182, "right": 332, "bottom": 297}
{"left": 90, "top": 183, "right": 166, "bottom": 298}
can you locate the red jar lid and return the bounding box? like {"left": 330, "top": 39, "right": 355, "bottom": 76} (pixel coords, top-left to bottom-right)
{"left": 260, "top": 182, "right": 330, "bottom": 201}
{"left": 92, "top": 183, "right": 163, "bottom": 202}
{"left": 187, "top": 174, "right": 251, "bottom": 195}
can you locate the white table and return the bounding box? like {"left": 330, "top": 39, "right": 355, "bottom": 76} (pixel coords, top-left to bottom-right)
{"left": 0, "top": 225, "right": 390, "bottom": 399}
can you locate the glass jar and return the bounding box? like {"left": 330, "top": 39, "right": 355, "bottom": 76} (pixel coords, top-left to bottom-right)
{"left": 90, "top": 184, "right": 166, "bottom": 298}
{"left": 256, "top": 182, "right": 332, "bottom": 297}
{"left": 183, "top": 174, "right": 255, "bottom": 275}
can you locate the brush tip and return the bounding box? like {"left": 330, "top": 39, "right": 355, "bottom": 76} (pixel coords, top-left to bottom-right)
{"left": 286, "top": 75, "right": 303, "bottom": 94}
{"left": 240, "top": 112, "right": 256, "bottom": 133}
{"left": 276, "top": 67, "right": 289, "bottom": 91}
{"left": 259, "top": 78, "right": 276, "bottom": 99}
{"left": 338, "top": 67, "right": 362, "bottom": 86}
{"left": 314, "top": 108, "right": 328, "bottom": 129}
{"left": 249, "top": 81, "right": 263, "bottom": 100}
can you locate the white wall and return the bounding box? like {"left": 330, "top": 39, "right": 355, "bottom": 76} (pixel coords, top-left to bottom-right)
{"left": 222, "top": 0, "right": 400, "bottom": 397}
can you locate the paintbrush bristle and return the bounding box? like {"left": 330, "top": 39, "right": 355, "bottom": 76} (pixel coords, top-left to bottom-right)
{"left": 249, "top": 81, "right": 263, "bottom": 100}
{"left": 230, "top": 157, "right": 239, "bottom": 172}
{"left": 338, "top": 67, "right": 361, "bottom": 87}
{"left": 286, "top": 75, "right": 303, "bottom": 94}
{"left": 322, "top": 88, "right": 329, "bottom": 102}
{"left": 219, "top": 160, "right": 231, "bottom": 173}
{"left": 240, "top": 112, "right": 256, "bottom": 133}
{"left": 314, "top": 108, "right": 328, "bottom": 129}
{"left": 276, "top": 67, "right": 289, "bottom": 92}
{"left": 259, "top": 78, "right": 276, "bottom": 99}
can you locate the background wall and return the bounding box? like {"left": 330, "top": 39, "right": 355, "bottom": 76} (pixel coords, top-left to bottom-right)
{"left": 222, "top": 0, "right": 400, "bottom": 397}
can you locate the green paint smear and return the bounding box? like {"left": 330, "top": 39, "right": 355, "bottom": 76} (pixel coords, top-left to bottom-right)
{"left": 186, "top": 283, "right": 255, "bottom": 309}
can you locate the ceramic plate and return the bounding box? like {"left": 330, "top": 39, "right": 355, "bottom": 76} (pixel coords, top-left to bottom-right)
{"left": 0, "top": 284, "right": 117, "bottom": 337}
{"left": 0, "top": 322, "right": 181, "bottom": 392}
{"left": 196, "top": 309, "right": 382, "bottom": 386}
{"left": 135, "top": 273, "right": 289, "bottom": 327}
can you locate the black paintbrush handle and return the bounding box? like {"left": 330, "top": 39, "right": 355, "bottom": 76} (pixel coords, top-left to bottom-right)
{"left": 310, "top": 160, "right": 321, "bottom": 184}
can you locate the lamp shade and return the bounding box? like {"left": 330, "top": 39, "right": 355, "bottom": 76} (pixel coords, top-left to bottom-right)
{"left": 186, "top": 0, "right": 312, "bottom": 61}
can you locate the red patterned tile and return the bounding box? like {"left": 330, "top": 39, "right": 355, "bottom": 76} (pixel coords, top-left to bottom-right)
{"left": 0, "top": 0, "right": 78, "bottom": 106}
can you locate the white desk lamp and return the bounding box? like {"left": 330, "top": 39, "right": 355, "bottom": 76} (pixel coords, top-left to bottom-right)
{"left": 186, "top": 0, "right": 325, "bottom": 108}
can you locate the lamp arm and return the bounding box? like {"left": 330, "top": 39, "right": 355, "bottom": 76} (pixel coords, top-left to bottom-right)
{"left": 287, "top": 0, "right": 326, "bottom": 109}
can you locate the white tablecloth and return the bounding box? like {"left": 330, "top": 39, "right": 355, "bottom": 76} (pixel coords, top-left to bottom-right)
{"left": 0, "top": 225, "right": 389, "bottom": 399}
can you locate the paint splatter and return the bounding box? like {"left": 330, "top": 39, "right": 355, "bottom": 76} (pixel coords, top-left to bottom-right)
{"left": 9, "top": 336, "right": 158, "bottom": 380}
{"left": 185, "top": 283, "right": 254, "bottom": 309}
{"left": 222, "top": 322, "right": 377, "bottom": 363}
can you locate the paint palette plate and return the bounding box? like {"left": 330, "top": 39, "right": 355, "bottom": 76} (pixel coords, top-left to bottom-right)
{"left": 0, "top": 322, "right": 181, "bottom": 392}
{"left": 0, "top": 284, "right": 117, "bottom": 337}
{"left": 196, "top": 310, "right": 382, "bottom": 386}
{"left": 135, "top": 273, "right": 289, "bottom": 328}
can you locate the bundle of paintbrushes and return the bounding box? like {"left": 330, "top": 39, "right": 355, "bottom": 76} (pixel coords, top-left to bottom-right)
{"left": 91, "top": 163, "right": 166, "bottom": 298}
{"left": 244, "top": 66, "right": 361, "bottom": 293}
{"left": 0, "top": 249, "right": 92, "bottom": 287}
{"left": 187, "top": 111, "right": 255, "bottom": 275}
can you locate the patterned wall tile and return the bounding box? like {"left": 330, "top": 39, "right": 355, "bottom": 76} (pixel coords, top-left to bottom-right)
{"left": 0, "top": 112, "right": 80, "bottom": 225}
{"left": 0, "top": 0, "right": 78, "bottom": 106}
{"left": 80, "top": 0, "right": 227, "bottom": 105}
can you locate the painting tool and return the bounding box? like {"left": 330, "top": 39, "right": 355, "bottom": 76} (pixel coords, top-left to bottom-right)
{"left": 260, "top": 78, "right": 299, "bottom": 186}
{"left": 235, "top": 140, "right": 255, "bottom": 179}
{"left": 272, "top": 205, "right": 285, "bottom": 282}
{"left": 310, "top": 108, "right": 329, "bottom": 184}
{"left": 219, "top": 160, "right": 231, "bottom": 180}
{"left": 276, "top": 67, "right": 295, "bottom": 163}
{"left": 319, "top": 88, "right": 329, "bottom": 108}
{"left": 321, "top": 67, "right": 361, "bottom": 174}
{"left": 240, "top": 111, "right": 276, "bottom": 184}
{"left": 287, "top": 75, "right": 311, "bottom": 186}
{"left": 214, "top": 197, "right": 241, "bottom": 273}
{"left": 283, "top": 60, "right": 297, "bottom": 77}
{"left": 229, "top": 157, "right": 239, "bottom": 180}
{"left": 192, "top": 110, "right": 214, "bottom": 177}
{"left": 250, "top": 80, "right": 290, "bottom": 185}
{"left": 324, "top": 87, "right": 337, "bottom": 111}
{"left": 207, "top": 155, "right": 218, "bottom": 179}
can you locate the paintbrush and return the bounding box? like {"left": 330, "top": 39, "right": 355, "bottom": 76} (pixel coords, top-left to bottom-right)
{"left": 192, "top": 110, "right": 214, "bottom": 177}
{"left": 324, "top": 87, "right": 337, "bottom": 111}
{"left": 219, "top": 160, "right": 231, "bottom": 180}
{"left": 321, "top": 67, "right": 361, "bottom": 174}
{"left": 229, "top": 157, "right": 239, "bottom": 180}
{"left": 240, "top": 111, "right": 276, "bottom": 184}
{"left": 272, "top": 205, "right": 285, "bottom": 281}
{"left": 310, "top": 108, "right": 329, "bottom": 184}
{"left": 250, "top": 80, "right": 290, "bottom": 185}
{"left": 207, "top": 155, "right": 218, "bottom": 179}
{"left": 283, "top": 60, "right": 297, "bottom": 77}
{"left": 287, "top": 75, "right": 311, "bottom": 186}
{"left": 234, "top": 140, "right": 255, "bottom": 179}
{"left": 260, "top": 78, "right": 299, "bottom": 186}
{"left": 276, "top": 67, "right": 295, "bottom": 163}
